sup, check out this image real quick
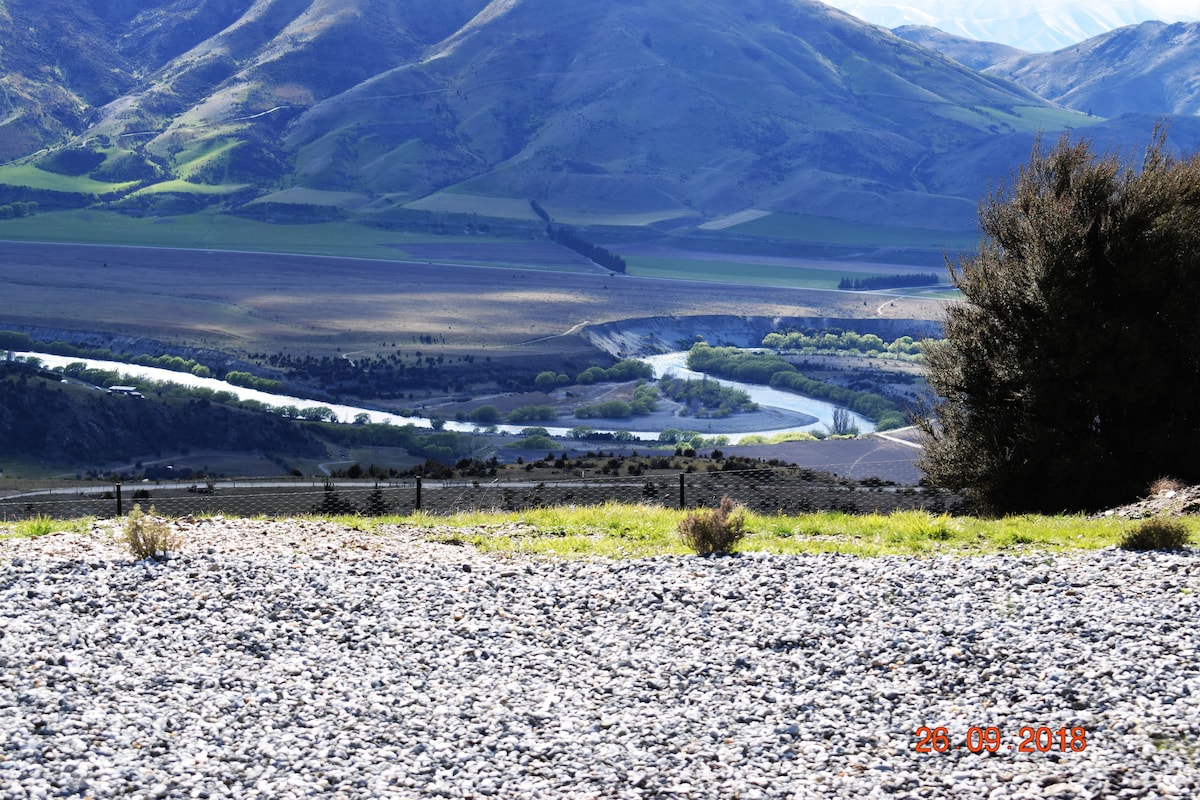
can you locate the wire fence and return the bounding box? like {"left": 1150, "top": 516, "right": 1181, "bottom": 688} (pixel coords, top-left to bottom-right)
{"left": 0, "top": 467, "right": 968, "bottom": 522}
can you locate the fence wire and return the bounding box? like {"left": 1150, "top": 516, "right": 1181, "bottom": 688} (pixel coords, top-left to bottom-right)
{"left": 0, "top": 468, "right": 967, "bottom": 522}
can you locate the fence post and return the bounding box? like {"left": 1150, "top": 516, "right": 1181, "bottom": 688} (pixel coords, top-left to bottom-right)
{"left": 679, "top": 473, "right": 685, "bottom": 510}
{"left": 415, "top": 476, "right": 422, "bottom": 511}
{"left": 115, "top": 482, "right": 123, "bottom": 517}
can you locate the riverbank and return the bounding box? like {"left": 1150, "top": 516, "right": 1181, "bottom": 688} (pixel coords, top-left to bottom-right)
{"left": 16, "top": 351, "right": 845, "bottom": 442}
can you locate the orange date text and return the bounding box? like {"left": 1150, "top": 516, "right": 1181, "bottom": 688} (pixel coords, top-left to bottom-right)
{"left": 914, "top": 726, "right": 1087, "bottom": 754}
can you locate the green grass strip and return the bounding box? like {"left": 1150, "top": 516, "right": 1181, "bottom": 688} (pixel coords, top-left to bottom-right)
{"left": 7, "top": 506, "right": 1194, "bottom": 560}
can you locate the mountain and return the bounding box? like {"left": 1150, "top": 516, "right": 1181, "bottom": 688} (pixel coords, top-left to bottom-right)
{"left": 892, "top": 25, "right": 1027, "bottom": 71}
{"left": 985, "top": 21, "right": 1200, "bottom": 118}
{"left": 274, "top": 0, "right": 1077, "bottom": 228}
{"left": 0, "top": 0, "right": 1141, "bottom": 232}
{"left": 826, "top": 1, "right": 1200, "bottom": 52}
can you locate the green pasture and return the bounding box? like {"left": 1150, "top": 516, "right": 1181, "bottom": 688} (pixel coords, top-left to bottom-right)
{"left": 1002, "top": 104, "right": 1096, "bottom": 131}
{"left": 0, "top": 210, "right": 518, "bottom": 258}
{"left": 403, "top": 192, "right": 546, "bottom": 221}
{"left": 718, "top": 212, "right": 978, "bottom": 250}
{"left": 405, "top": 189, "right": 699, "bottom": 228}
{"left": 172, "top": 138, "right": 242, "bottom": 181}
{"left": 252, "top": 187, "right": 372, "bottom": 208}
{"left": 626, "top": 255, "right": 848, "bottom": 288}
{"left": 0, "top": 164, "right": 139, "bottom": 195}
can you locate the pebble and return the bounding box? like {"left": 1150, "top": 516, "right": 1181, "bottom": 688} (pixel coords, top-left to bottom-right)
{"left": 0, "top": 519, "right": 1198, "bottom": 798}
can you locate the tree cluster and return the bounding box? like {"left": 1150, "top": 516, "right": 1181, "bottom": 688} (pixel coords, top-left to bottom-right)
{"left": 575, "top": 359, "right": 655, "bottom": 385}
{"left": 0, "top": 202, "right": 37, "bottom": 219}
{"left": 837, "top": 273, "right": 938, "bottom": 291}
{"left": 918, "top": 128, "right": 1200, "bottom": 513}
{"left": 657, "top": 375, "right": 757, "bottom": 418}
{"left": 529, "top": 199, "right": 551, "bottom": 222}
{"left": 574, "top": 383, "right": 658, "bottom": 419}
{"left": 547, "top": 225, "right": 627, "bottom": 273}
{"left": 0, "top": 364, "right": 322, "bottom": 467}
{"left": 685, "top": 343, "right": 904, "bottom": 428}
{"left": 762, "top": 329, "right": 923, "bottom": 358}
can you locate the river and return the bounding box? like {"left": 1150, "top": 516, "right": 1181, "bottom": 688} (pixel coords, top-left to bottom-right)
{"left": 17, "top": 351, "right": 873, "bottom": 444}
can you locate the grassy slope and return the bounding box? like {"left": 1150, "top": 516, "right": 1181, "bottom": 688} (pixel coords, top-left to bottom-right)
{"left": 0, "top": 165, "right": 140, "bottom": 195}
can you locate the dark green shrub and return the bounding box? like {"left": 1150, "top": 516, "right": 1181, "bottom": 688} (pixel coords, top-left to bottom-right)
{"left": 1119, "top": 517, "right": 1191, "bottom": 552}
{"left": 919, "top": 128, "right": 1200, "bottom": 513}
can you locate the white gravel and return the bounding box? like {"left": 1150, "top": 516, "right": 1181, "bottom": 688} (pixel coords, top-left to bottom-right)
{"left": 1, "top": 518, "right": 1198, "bottom": 799}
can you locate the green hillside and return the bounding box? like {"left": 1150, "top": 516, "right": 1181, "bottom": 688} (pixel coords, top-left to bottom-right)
{"left": 0, "top": 0, "right": 1103, "bottom": 235}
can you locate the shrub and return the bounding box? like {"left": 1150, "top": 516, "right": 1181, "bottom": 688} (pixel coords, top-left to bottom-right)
{"left": 918, "top": 128, "right": 1200, "bottom": 513}
{"left": 677, "top": 495, "right": 747, "bottom": 555}
{"left": 1119, "top": 516, "right": 1191, "bottom": 552}
{"left": 122, "top": 505, "right": 181, "bottom": 560}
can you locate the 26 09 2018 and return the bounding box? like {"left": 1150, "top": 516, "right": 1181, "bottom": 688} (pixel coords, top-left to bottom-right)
{"left": 915, "top": 726, "right": 1087, "bottom": 754}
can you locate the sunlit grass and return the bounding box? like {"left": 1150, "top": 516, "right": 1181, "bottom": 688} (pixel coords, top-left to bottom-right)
{"left": 0, "top": 164, "right": 139, "bottom": 194}
{"left": 130, "top": 179, "right": 252, "bottom": 196}
{"left": 1, "top": 515, "right": 93, "bottom": 539}
{"left": 390, "top": 504, "right": 690, "bottom": 559}
{"left": 349, "top": 505, "right": 1175, "bottom": 560}
{"left": 6, "top": 506, "right": 1191, "bottom": 559}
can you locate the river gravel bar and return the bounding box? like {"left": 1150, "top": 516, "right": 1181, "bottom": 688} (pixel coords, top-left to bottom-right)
{"left": 1, "top": 518, "right": 1198, "bottom": 799}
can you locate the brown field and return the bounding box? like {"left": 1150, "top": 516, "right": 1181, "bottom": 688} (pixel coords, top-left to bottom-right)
{"left": 0, "top": 241, "right": 945, "bottom": 360}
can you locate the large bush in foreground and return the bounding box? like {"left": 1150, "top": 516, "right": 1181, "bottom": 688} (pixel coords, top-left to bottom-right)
{"left": 918, "top": 128, "right": 1200, "bottom": 513}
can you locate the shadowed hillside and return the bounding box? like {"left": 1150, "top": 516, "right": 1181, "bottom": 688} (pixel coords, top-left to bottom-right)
{"left": 0, "top": 363, "right": 323, "bottom": 469}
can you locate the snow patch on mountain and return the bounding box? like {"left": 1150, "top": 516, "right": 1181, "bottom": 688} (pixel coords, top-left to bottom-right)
{"left": 827, "top": 1, "right": 1200, "bottom": 52}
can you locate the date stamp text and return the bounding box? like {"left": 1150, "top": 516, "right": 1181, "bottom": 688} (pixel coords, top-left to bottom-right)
{"left": 915, "top": 726, "right": 1087, "bottom": 754}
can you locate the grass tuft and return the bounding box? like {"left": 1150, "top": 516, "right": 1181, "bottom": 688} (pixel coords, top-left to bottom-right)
{"left": 1, "top": 516, "right": 92, "bottom": 539}
{"left": 122, "top": 505, "right": 182, "bottom": 560}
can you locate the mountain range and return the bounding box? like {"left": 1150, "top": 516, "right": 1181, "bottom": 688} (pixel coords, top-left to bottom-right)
{"left": 828, "top": 1, "right": 1200, "bottom": 52}
{"left": 1, "top": 0, "right": 1199, "bottom": 235}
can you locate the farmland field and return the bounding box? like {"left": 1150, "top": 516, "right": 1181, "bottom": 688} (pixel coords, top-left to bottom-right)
{"left": 0, "top": 211, "right": 525, "bottom": 259}
{"left": 390, "top": 241, "right": 596, "bottom": 268}
{"left": 717, "top": 211, "right": 978, "bottom": 251}
{"left": 0, "top": 238, "right": 945, "bottom": 359}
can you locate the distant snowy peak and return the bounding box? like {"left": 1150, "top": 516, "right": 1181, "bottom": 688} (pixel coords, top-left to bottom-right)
{"left": 827, "top": 1, "right": 1200, "bottom": 52}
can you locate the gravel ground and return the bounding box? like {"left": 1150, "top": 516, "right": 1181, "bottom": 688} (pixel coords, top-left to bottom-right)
{"left": 1, "top": 518, "right": 1198, "bottom": 799}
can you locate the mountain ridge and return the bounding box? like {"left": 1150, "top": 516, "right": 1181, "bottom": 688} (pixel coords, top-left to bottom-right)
{"left": 0, "top": 0, "right": 1192, "bottom": 235}
{"left": 827, "top": 1, "right": 1200, "bottom": 52}
{"left": 986, "top": 20, "right": 1200, "bottom": 118}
